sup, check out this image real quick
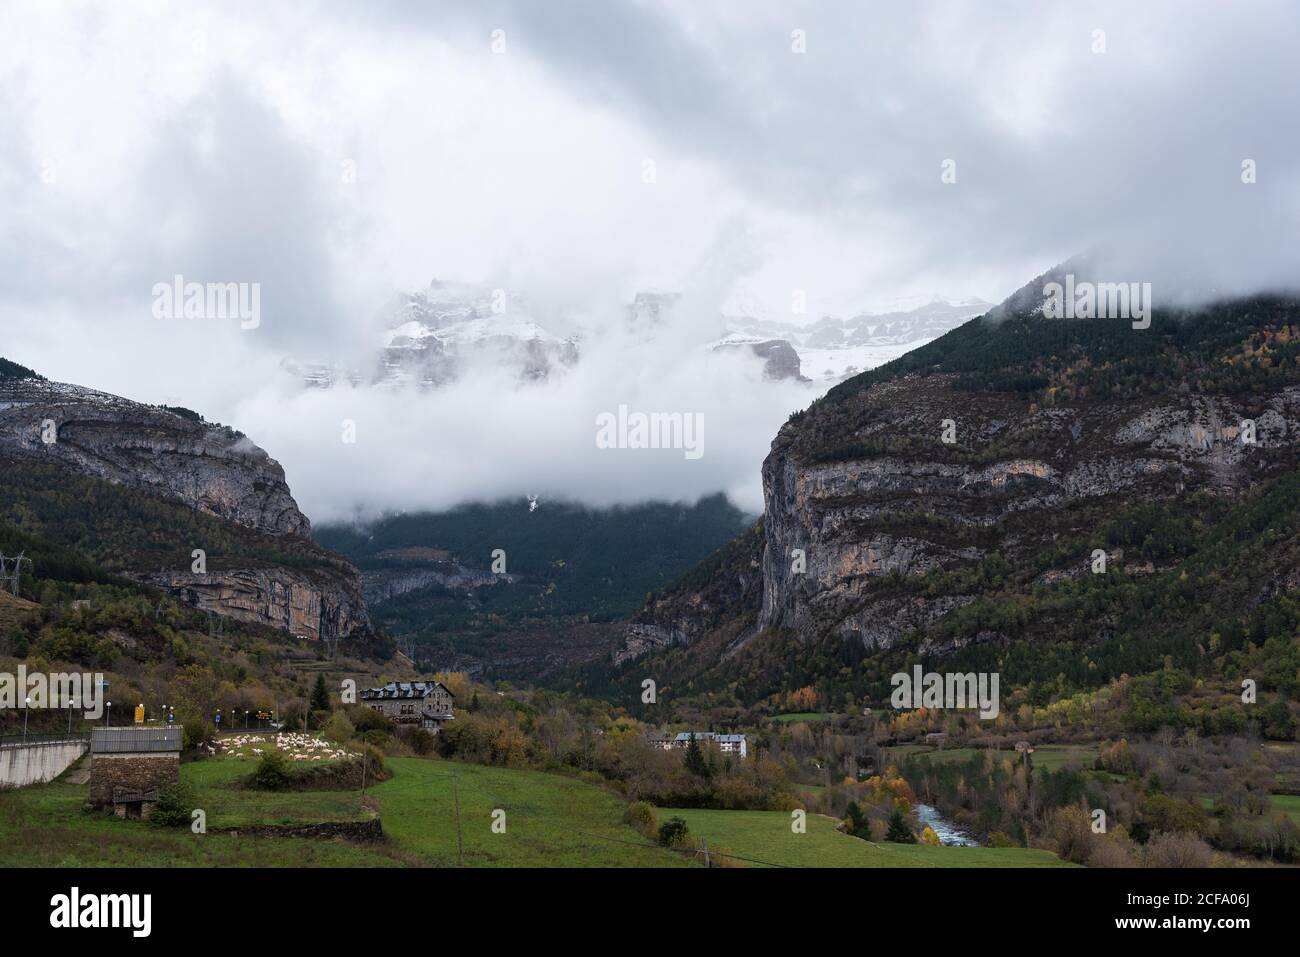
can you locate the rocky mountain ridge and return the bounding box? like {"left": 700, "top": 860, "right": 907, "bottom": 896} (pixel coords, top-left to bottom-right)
{"left": 606, "top": 274, "right": 1300, "bottom": 709}
{"left": 0, "top": 367, "right": 368, "bottom": 642}
{"left": 0, "top": 377, "right": 309, "bottom": 536}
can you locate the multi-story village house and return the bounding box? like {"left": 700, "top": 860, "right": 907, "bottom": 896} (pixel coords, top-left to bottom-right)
{"left": 655, "top": 730, "right": 749, "bottom": 760}
{"left": 360, "top": 681, "right": 455, "bottom": 733}
{"left": 713, "top": 733, "right": 748, "bottom": 759}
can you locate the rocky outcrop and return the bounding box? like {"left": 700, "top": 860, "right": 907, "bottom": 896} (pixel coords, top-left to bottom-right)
{"left": 613, "top": 623, "right": 688, "bottom": 666}
{"left": 605, "top": 282, "right": 1300, "bottom": 707}
{"left": 713, "top": 339, "right": 809, "bottom": 382}
{"left": 135, "top": 566, "right": 366, "bottom": 642}
{"left": 361, "top": 563, "right": 508, "bottom": 606}
{"left": 760, "top": 375, "right": 1300, "bottom": 645}
{"left": 0, "top": 378, "right": 309, "bottom": 536}
{"left": 0, "top": 371, "right": 371, "bottom": 640}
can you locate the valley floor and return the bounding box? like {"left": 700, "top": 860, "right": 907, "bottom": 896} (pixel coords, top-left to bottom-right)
{"left": 0, "top": 754, "right": 1071, "bottom": 868}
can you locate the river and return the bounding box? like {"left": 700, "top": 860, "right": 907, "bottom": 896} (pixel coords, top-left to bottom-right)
{"left": 914, "top": 803, "right": 980, "bottom": 847}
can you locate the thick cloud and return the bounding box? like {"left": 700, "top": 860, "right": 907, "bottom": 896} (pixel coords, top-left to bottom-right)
{"left": 2, "top": 1, "right": 1298, "bottom": 521}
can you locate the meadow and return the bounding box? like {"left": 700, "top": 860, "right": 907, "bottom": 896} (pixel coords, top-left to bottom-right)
{"left": 664, "top": 808, "right": 1075, "bottom": 868}
{"left": 1, "top": 751, "right": 1078, "bottom": 867}
{"left": 370, "top": 757, "right": 690, "bottom": 867}
{"left": 0, "top": 768, "right": 399, "bottom": 867}
{"left": 889, "top": 744, "right": 1099, "bottom": 773}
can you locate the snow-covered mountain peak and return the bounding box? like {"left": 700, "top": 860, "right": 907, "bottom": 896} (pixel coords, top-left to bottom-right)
{"left": 287, "top": 286, "right": 990, "bottom": 390}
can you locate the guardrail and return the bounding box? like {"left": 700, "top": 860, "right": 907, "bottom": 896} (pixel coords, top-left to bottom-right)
{"left": 0, "top": 732, "right": 91, "bottom": 748}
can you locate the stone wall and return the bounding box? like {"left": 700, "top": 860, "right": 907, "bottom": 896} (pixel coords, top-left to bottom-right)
{"left": 213, "top": 818, "right": 384, "bottom": 842}
{"left": 88, "top": 753, "right": 179, "bottom": 806}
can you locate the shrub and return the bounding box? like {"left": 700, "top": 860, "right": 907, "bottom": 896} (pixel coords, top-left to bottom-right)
{"left": 359, "top": 743, "right": 388, "bottom": 784}
{"left": 182, "top": 718, "right": 213, "bottom": 752}
{"left": 920, "top": 825, "right": 941, "bottom": 846}
{"left": 1143, "top": 832, "right": 1215, "bottom": 868}
{"left": 1259, "top": 700, "right": 1297, "bottom": 741}
{"left": 149, "top": 778, "right": 197, "bottom": 828}
{"left": 1098, "top": 738, "right": 1135, "bottom": 773}
{"left": 252, "top": 747, "right": 292, "bottom": 791}
{"left": 1138, "top": 793, "right": 1212, "bottom": 839}
{"left": 624, "top": 801, "right": 659, "bottom": 840}
{"left": 1050, "top": 805, "right": 1094, "bottom": 864}
{"left": 1087, "top": 830, "right": 1138, "bottom": 868}
{"left": 349, "top": 706, "right": 394, "bottom": 735}
{"left": 403, "top": 727, "right": 437, "bottom": 756}
{"left": 321, "top": 711, "right": 355, "bottom": 745}
{"left": 658, "top": 816, "right": 690, "bottom": 847}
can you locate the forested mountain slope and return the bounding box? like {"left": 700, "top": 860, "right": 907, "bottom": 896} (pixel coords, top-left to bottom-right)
{"left": 593, "top": 276, "right": 1300, "bottom": 728}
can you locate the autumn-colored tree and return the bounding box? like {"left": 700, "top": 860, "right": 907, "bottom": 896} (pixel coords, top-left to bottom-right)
{"left": 434, "top": 670, "right": 473, "bottom": 701}
{"left": 789, "top": 686, "right": 819, "bottom": 710}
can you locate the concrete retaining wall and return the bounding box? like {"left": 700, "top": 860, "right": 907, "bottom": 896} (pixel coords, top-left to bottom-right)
{"left": 0, "top": 738, "right": 88, "bottom": 787}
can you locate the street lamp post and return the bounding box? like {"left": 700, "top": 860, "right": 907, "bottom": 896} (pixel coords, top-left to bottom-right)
{"left": 22, "top": 696, "right": 30, "bottom": 742}
{"left": 105, "top": 701, "right": 112, "bottom": 727}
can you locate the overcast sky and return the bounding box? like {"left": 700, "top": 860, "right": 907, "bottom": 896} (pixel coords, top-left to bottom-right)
{"left": 3, "top": 1, "right": 1299, "bottom": 521}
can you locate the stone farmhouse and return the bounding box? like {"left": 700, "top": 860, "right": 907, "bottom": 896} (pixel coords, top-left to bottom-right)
{"left": 360, "top": 681, "right": 455, "bottom": 733}
{"left": 88, "top": 727, "right": 182, "bottom": 820}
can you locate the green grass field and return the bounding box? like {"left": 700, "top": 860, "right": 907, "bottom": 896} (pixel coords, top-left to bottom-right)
{"left": 184, "top": 758, "right": 367, "bottom": 827}
{"left": 891, "top": 744, "right": 1098, "bottom": 773}
{"left": 1200, "top": 792, "right": 1300, "bottom": 824}
{"left": 0, "top": 760, "right": 400, "bottom": 868}
{"left": 0, "top": 755, "right": 684, "bottom": 868}
{"left": 1, "top": 751, "right": 1078, "bottom": 868}
{"left": 1269, "top": 794, "right": 1300, "bottom": 823}
{"left": 665, "top": 809, "right": 1075, "bottom": 868}
{"left": 370, "top": 757, "right": 690, "bottom": 867}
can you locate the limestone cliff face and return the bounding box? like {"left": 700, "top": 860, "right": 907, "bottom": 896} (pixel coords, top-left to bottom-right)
{"left": 0, "top": 374, "right": 369, "bottom": 640}
{"left": 135, "top": 566, "right": 366, "bottom": 642}
{"left": 759, "top": 374, "right": 1300, "bottom": 650}
{"left": 360, "top": 563, "right": 506, "bottom": 607}
{"left": 610, "top": 285, "right": 1300, "bottom": 700}
{"left": 0, "top": 378, "right": 308, "bottom": 536}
